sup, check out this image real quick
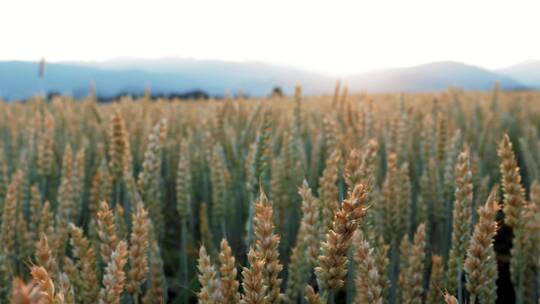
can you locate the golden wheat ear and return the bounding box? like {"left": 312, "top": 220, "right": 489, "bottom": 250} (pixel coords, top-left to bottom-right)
{"left": 11, "top": 277, "right": 44, "bottom": 304}
{"left": 240, "top": 248, "right": 266, "bottom": 304}
{"left": 315, "top": 183, "right": 368, "bottom": 295}
{"left": 100, "top": 241, "right": 129, "bottom": 304}
{"left": 498, "top": 134, "right": 524, "bottom": 227}
{"left": 218, "top": 239, "right": 240, "bottom": 304}
{"left": 35, "top": 233, "right": 57, "bottom": 278}
{"left": 97, "top": 200, "right": 118, "bottom": 265}
{"left": 352, "top": 230, "right": 384, "bottom": 304}
{"left": 126, "top": 203, "right": 150, "bottom": 296}
{"left": 253, "top": 189, "right": 283, "bottom": 303}
{"left": 464, "top": 189, "right": 500, "bottom": 304}
{"left": 444, "top": 293, "right": 459, "bottom": 304}
{"left": 447, "top": 148, "right": 473, "bottom": 294}
{"left": 304, "top": 285, "right": 321, "bottom": 304}
{"left": 401, "top": 223, "right": 426, "bottom": 304}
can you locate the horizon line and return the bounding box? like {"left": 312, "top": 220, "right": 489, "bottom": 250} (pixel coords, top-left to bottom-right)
{"left": 0, "top": 57, "right": 536, "bottom": 78}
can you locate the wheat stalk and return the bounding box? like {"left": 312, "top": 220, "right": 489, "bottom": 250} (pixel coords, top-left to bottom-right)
{"left": 35, "top": 233, "right": 58, "bottom": 279}
{"left": 100, "top": 240, "right": 129, "bottom": 304}
{"left": 126, "top": 203, "right": 150, "bottom": 296}
{"left": 318, "top": 150, "right": 340, "bottom": 232}
{"left": 97, "top": 201, "right": 119, "bottom": 265}
{"left": 497, "top": 134, "right": 524, "bottom": 227}
{"left": 285, "top": 181, "right": 320, "bottom": 302}
{"left": 30, "top": 266, "right": 55, "bottom": 304}
{"left": 464, "top": 189, "right": 499, "bottom": 304}
{"left": 253, "top": 190, "right": 283, "bottom": 303}
{"left": 315, "top": 184, "right": 368, "bottom": 297}
{"left": 10, "top": 277, "right": 44, "bottom": 304}
{"left": 426, "top": 255, "right": 444, "bottom": 304}
{"left": 197, "top": 245, "right": 222, "bottom": 304}
{"left": 400, "top": 223, "right": 426, "bottom": 304}
{"left": 240, "top": 248, "right": 266, "bottom": 304}
{"left": 352, "top": 230, "right": 384, "bottom": 304}
{"left": 69, "top": 224, "right": 100, "bottom": 303}
{"left": 447, "top": 149, "right": 473, "bottom": 296}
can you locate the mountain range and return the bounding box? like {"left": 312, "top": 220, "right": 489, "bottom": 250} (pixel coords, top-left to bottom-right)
{"left": 0, "top": 58, "right": 538, "bottom": 100}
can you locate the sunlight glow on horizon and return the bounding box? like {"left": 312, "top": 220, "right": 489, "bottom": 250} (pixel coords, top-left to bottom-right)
{"left": 1, "top": 0, "right": 540, "bottom": 76}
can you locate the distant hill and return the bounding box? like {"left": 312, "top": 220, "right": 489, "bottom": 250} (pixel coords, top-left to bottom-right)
{"left": 0, "top": 59, "right": 532, "bottom": 100}
{"left": 498, "top": 60, "right": 540, "bottom": 87}
{"left": 0, "top": 59, "right": 333, "bottom": 100}
{"left": 345, "top": 61, "right": 527, "bottom": 92}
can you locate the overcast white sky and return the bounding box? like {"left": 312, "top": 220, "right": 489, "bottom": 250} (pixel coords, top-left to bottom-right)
{"left": 1, "top": 0, "right": 539, "bottom": 76}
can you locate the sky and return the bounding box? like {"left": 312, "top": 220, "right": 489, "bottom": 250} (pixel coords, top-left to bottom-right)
{"left": 1, "top": 0, "right": 540, "bottom": 76}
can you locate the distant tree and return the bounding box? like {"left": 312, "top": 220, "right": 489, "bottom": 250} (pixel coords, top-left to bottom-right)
{"left": 46, "top": 91, "right": 62, "bottom": 100}
{"left": 271, "top": 86, "right": 284, "bottom": 98}
{"left": 160, "top": 90, "right": 210, "bottom": 100}
{"left": 96, "top": 89, "right": 211, "bottom": 103}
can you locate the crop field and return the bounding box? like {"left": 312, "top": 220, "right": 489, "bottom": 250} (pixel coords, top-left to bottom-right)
{"left": 1, "top": 86, "right": 540, "bottom": 304}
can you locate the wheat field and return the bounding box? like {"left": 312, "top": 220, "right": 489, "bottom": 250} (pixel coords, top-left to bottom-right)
{"left": 1, "top": 85, "right": 539, "bottom": 304}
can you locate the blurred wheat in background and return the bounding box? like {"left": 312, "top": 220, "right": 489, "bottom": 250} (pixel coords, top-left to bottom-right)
{"left": 1, "top": 84, "right": 540, "bottom": 304}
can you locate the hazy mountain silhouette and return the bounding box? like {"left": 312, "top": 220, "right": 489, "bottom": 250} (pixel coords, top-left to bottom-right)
{"left": 498, "top": 60, "right": 540, "bottom": 87}
{"left": 0, "top": 59, "right": 532, "bottom": 100}
{"left": 345, "top": 61, "right": 527, "bottom": 92}
{"left": 0, "top": 59, "right": 333, "bottom": 100}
